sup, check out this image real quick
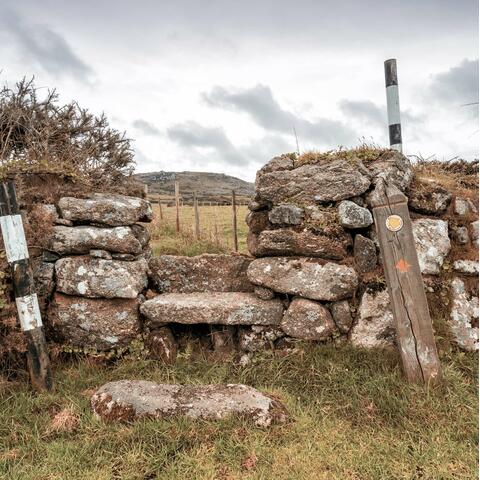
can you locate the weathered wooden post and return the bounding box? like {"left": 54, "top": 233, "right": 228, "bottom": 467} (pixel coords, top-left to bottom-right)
{"left": 174, "top": 181, "right": 180, "bottom": 233}
{"left": 384, "top": 59, "right": 403, "bottom": 152}
{"left": 193, "top": 191, "right": 200, "bottom": 240}
{"left": 0, "top": 180, "right": 53, "bottom": 391}
{"left": 371, "top": 180, "right": 442, "bottom": 385}
{"left": 158, "top": 195, "right": 163, "bottom": 220}
{"left": 231, "top": 190, "right": 238, "bottom": 253}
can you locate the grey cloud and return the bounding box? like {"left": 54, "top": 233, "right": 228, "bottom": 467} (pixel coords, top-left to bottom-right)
{"left": 2, "top": 9, "right": 92, "bottom": 81}
{"left": 339, "top": 99, "right": 386, "bottom": 129}
{"left": 430, "top": 58, "right": 479, "bottom": 105}
{"left": 133, "top": 119, "right": 161, "bottom": 136}
{"left": 167, "top": 121, "right": 248, "bottom": 165}
{"left": 203, "top": 84, "right": 356, "bottom": 147}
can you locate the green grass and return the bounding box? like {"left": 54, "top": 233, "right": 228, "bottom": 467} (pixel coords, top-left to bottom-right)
{"left": 1, "top": 345, "right": 477, "bottom": 479}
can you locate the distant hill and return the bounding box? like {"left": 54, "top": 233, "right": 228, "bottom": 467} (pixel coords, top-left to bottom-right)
{"left": 135, "top": 171, "right": 254, "bottom": 203}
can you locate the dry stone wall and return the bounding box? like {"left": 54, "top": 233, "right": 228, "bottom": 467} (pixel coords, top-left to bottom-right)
{"left": 18, "top": 151, "right": 478, "bottom": 364}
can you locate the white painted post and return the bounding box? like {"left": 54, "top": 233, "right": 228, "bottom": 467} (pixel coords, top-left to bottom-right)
{"left": 384, "top": 59, "right": 403, "bottom": 152}
{"left": 0, "top": 181, "right": 53, "bottom": 391}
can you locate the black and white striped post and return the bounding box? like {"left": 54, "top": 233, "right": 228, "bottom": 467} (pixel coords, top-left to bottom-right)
{"left": 0, "top": 180, "right": 53, "bottom": 391}
{"left": 384, "top": 59, "right": 403, "bottom": 152}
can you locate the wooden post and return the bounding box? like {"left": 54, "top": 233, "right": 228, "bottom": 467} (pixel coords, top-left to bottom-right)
{"left": 0, "top": 181, "right": 53, "bottom": 391}
{"left": 231, "top": 190, "right": 238, "bottom": 253}
{"left": 385, "top": 59, "right": 403, "bottom": 152}
{"left": 213, "top": 203, "right": 220, "bottom": 247}
{"left": 370, "top": 180, "right": 442, "bottom": 385}
{"left": 193, "top": 191, "right": 200, "bottom": 240}
{"left": 174, "top": 181, "right": 180, "bottom": 233}
{"left": 158, "top": 195, "right": 163, "bottom": 220}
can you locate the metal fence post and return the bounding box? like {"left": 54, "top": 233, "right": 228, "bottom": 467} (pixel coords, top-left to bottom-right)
{"left": 384, "top": 59, "right": 403, "bottom": 152}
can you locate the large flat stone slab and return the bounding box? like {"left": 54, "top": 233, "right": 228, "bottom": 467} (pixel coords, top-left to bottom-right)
{"left": 140, "top": 292, "right": 284, "bottom": 327}
{"left": 55, "top": 256, "right": 148, "bottom": 298}
{"left": 48, "top": 293, "right": 139, "bottom": 350}
{"left": 247, "top": 257, "right": 358, "bottom": 301}
{"left": 58, "top": 193, "right": 153, "bottom": 226}
{"left": 91, "top": 380, "right": 287, "bottom": 427}
{"left": 255, "top": 160, "right": 371, "bottom": 204}
{"left": 49, "top": 225, "right": 142, "bottom": 255}
{"left": 149, "top": 254, "right": 253, "bottom": 293}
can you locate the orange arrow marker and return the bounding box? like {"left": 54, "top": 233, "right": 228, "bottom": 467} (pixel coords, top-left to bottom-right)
{"left": 395, "top": 258, "right": 411, "bottom": 273}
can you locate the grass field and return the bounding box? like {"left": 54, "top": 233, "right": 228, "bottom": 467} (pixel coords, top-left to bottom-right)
{"left": 1, "top": 346, "right": 477, "bottom": 479}
{"left": 148, "top": 203, "right": 250, "bottom": 256}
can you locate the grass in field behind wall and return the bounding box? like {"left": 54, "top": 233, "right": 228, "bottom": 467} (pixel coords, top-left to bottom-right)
{"left": 1, "top": 345, "right": 478, "bottom": 480}
{"left": 148, "top": 204, "right": 250, "bottom": 256}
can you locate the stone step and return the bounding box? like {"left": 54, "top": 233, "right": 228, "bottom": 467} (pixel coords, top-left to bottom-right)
{"left": 140, "top": 292, "right": 284, "bottom": 327}
{"left": 91, "top": 380, "right": 288, "bottom": 427}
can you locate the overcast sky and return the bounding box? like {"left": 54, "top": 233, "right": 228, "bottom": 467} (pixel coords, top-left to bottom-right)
{"left": 0, "top": 0, "right": 478, "bottom": 181}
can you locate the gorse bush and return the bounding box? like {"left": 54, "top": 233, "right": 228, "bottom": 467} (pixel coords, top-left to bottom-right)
{"left": 0, "top": 77, "right": 137, "bottom": 203}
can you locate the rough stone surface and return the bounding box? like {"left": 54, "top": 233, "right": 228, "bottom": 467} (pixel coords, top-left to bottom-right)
{"left": 246, "top": 210, "right": 270, "bottom": 234}
{"left": 91, "top": 380, "right": 287, "bottom": 427}
{"left": 330, "top": 300, "right": 353, "bottom": 334}
{"left": 49, "top": 225, "right": 142, "bottom": 255}
{"left": 453, "top": 260, "right": 479, "bottom": 276}
{"left": 130, "top": 223, "right": 151, "bottom": 248}
{"left": 255, "top": 160, "right": 371, "bottom": 204}
{"left": 367, "top": 150, "right": 413, "bottom": 192}
{"left": 248, "top": 228, "right": 351, "bottom": 260}
{"left": 48, "top": 293, "right": 139, "bottom": 350}
{"left": 471, "top": 221, "right": 479, "bottom": 247}
{"left": 146, "top": 327, "right": 177, "bottom": 363}
{"left": 408, "top": 186, "right": 451, "bottom": 214}
{"left": 281, "top": 297, "right": 336, "bottom": 340}
{"left": 254, "top": 286, "right": 275, "bottom": 300}
{"left": 412, "top": 219, "right": 451, "bottom": 274}
{"left": 55, "top": 256, "right": 148, "bottom": 299}
{"left": 454, "top": 197, "right": 477, "bottom": 216}
{"left": 268, "top": 204, "right": 304, "bottom": 225}
{"left": 89, "top": 249, "right": 112, "bottom": 259}
{"left": 238, "top": 326, "right": 284, "bottom": 352}
{"left": 337, "top": 201, "right": 373, "bottom": 229}
{"left": 452, "top": 226, "right": 470, "bottom": 245}
{"left": 141, "top": 293, "right": 284, "bottom": 327}
{"left": 449, "top": 278, "right": 478, "bottom": 351}
{"left": 32, "top": 261, "right": 55, "bottom": 314}
{"left": 350, "top": 289, "right": 395, "bottom": 348}
{"left": 58, "top": 193, "right": 153, "bottom": 226}
{"left": 257, "top": 155, "right": 295, "bottom": 176}
{"left": 353, "top": 234, "right": 377, "bottom": 273}
{"left": 247, "top": 257, "right": 358, "bottom": 301}
{"left": 148, "top": 254, "right": 253, "bottom": 293}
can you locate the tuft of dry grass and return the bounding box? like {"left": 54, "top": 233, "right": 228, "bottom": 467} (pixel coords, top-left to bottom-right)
{"left": 47, "top": 406, "right": 80, "bottom": 434}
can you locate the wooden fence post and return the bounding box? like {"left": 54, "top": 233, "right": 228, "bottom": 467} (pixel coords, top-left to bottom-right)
{"left": 231, "top": 190, "right": 238, "bottom": 253}
{"left": 158, "top": 195, "right": 163, "bottom": 220}
{"left": 174, "top": 181, "right": 180, "bottom": 233}
{"left": 193, "top": 191, "right": 200, "bottom": 240}
{"left": 370, "top": 180, "right": 442, "bottom": 385}
{"left": 0, "top": 180, "right": 53, "bottom": 391}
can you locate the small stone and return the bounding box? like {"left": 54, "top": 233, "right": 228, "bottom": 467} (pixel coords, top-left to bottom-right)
{"left": 140, "top": 292, "right": 284, "bottom": 327}
{"left": 338, "top": 201, "right": 373, "bottom": 229}
{"left": 408, "top": 187, "right": 452, "bottom": 214}
{"left": 55, "top": 218, "right": 73, "bottom": 226}
{"left": 91, "top": 380, "right": 288, "bottom": 427}
{"left": 281, "top": 297, "right": 337, "bottom": 340}
{"left": 248, "top": 200, "right": 269, "bottom": 212}
{"left": 111, "top": 253, "right": 137, "bottom": 261}
{"left": 238, "top": 326, "right": 284, "bottom": 352}
{"left": 42, "top": 250, "right": 61, "bottom": 262}
{"left": 246, "top": 210, "right": 270, "bottom": 234}
{"left": 453, "top": 260, "right": 479, "bottom": 276}
{"left": 449, "top": 278, "right": 478, "bottom": 351}
{"left": 471, "top": 221, "right": 479, "bottom": 247}
{"left": 247, "top": 257, "right": 359, "bottom": 301}
{"left": 254, "top": 286, "right": 275, "bottom": 300}
{"left": 146, "top": 327, "right": 177, "bottom": 364}
{"left": 452, "top": 226, "right": 470, "bottom": 245}
{"left": 454, "top": 197, "right": 478, "bottom": 216}
{"left": 257, "top": 155, "right": 295, "bottom": 177}
{"left": 268, "top": 204, "right": 303, "bottom": 225}
{"left": 412, "top": 219, "right": 451, "bottom": 274}
{"left": 58, "top": 193, "right": 153, "bottom": 226}
{"left": 354, "top": 234, "right": 377, "bottom": 273}
{"left": 350, "top": 289, "right": 395, "bottom": 348}
{"left": 330, "top": 300, "right": 353, "bottom": 334}
{"left": 89, "top": 249, "right": 112, "bottom": 259}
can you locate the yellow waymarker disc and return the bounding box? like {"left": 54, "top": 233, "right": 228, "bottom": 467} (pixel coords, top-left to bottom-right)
{"left": 386, "top": 214, "right": 403, "bottom": 232}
